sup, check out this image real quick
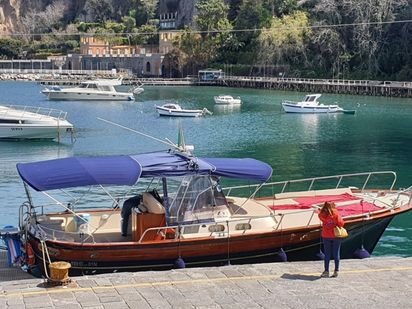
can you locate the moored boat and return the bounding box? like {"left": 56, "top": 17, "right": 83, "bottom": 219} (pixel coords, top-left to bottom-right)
{"left": 0, "top": 105, "right": 74, "bottom": 141}
{"left": 282, "top": 94, "right": 345, "bottom": 113}
{"left": 15, "top": 139, "right": 412, "bottom": 275}
{"left": 156, "top": 103, "right": 212, "bottom": 117}
{"left": 214, "top": 95, "right": 242, "bottom": 105}
{"left": 41, "top": 79, "right": 143, "bottom": 101}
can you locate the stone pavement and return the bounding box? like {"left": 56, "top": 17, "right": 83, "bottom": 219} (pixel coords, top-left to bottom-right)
{"left": 1, "top": 257, "right": 412, "bottom": 309}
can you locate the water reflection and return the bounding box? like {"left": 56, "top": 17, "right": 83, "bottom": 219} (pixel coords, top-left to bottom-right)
{"left": 213, "top": 104, "right": 241, "bottom": 114}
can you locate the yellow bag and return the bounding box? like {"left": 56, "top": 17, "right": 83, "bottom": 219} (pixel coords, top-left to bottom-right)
{"left": 333, "top": 226, "right": 348, "bottom": 238}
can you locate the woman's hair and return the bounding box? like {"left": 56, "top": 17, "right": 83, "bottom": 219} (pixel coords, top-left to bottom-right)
{"left": 320, "top": 201, "right": 336, "bottom": 215}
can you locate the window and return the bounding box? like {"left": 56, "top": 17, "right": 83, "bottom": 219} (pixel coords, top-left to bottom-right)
{"left": 146, "top": 62, "right": 151, "bottom": 73}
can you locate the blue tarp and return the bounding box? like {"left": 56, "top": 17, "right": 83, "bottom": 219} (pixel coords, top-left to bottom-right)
{"left": 17, "top": 152, "right": 273, "bottom": 191}
{"left": 202, "top": 157, "right": 272, "bottom": 182}
{"left": 17, "top": 156, "right": 142, "bottom": 191}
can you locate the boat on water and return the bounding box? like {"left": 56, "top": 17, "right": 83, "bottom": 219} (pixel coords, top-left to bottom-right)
{"left": 14, "top": 130, "right": 412, "bottom": 275}
{"left": 0, "top": 105, "right": 74, "bottom": 141}
{"left": 41, "top": 79, "right": 143, "bottom": 101}
{"left": 214, "top": 95, "right": 242, "bottom": 105}
{"left": 156, "top": 103, "right": 212, "bottom": 117}
{"left": 282, "top": 94, "right": 351, "bottom": 113}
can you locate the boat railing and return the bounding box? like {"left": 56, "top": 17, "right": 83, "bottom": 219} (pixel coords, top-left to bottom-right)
{"left": 35, "top": 224, "right": 96, "bottom": 243}
{"left": 223, "top": 171, "right": 397, "bottom": 198}
{"left": 2, "top": 105, "right": 68, "bottom": 120}
{"left": 137, "top": 210, "right": 322, "bottom": 243}
{"left": 282, "top": 100, "right": 299, "bottom": 105}
{"left": 28, "top": 186, "right": 412, "bottom": 244}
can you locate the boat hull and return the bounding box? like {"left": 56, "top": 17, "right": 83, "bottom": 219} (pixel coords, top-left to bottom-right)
{"left": 156, "top": 107, "right": 204, "bottom": 117}
{"left": 214, "top": 99, "right": 241, "bottom": 105}
{"left": 0, "top": 124, "right": 73, "bottom": 140}
{"left": 43, "top": 90, "right": 134, "bottom": 101}
{"left": 282, "top": 103, "right": 343, "bottom": 113}
{"left": 28, "top": 212, "right": 398, "bottom": 275}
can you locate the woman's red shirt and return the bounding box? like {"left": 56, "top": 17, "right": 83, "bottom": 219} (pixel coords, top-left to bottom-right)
{"left": 318, "top": 209, "right": 345, "bottom": 238}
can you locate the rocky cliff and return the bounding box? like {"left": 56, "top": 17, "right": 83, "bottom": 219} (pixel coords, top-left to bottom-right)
{"left": 0, "top": 0, "right": 135, "bottom": 35}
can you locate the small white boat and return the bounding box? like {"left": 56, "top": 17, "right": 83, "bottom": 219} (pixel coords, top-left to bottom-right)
{"left": 0, "top": 105, "right": 74, "bottom": 141}
{"left": 42, "top": 79, "right": 143, "bottom": 101}
{"left": 214, "top": 95, "right": 241, "bottom": 105}
{"left": 156, "top": 103, "right": 212, "bottom": 117}
{"left": 281, "top": 94, "right": 344, "bottom": 113}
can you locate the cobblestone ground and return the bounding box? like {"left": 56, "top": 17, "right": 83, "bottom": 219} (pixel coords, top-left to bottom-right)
{"left": 1, "top": 257, "right": 412, "bottom": 309}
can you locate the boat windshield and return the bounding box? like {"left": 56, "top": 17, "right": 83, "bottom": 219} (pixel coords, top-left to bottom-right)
{"left": 305, "top": 96, "right": 316, "bottom": 102}
{"left": 168, "top": 175, "right": 229, "bottom": 224}
{"left": 98, "top": 85, "right": 113, "bottom": 92}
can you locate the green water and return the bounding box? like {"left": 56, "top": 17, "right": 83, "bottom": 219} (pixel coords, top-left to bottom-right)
{"left": 1, "top": 81, "right": 411, "bottom": 257}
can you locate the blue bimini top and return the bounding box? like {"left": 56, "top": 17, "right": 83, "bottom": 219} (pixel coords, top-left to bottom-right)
{"left": 16, "top": 151, "right": 273, "bottom": 192}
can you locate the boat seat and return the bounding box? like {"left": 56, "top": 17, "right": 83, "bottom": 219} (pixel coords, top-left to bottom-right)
{"left": 37, "top": 216, "right": 65, "bottom": 231}
{"left": 142, "top": 192, "right": 165, "bottom": 214}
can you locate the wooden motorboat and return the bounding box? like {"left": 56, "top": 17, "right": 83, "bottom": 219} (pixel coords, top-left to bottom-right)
{"left": 0, "top": 105, "right": 74, "bottom": 141}
{"left": 156, "top": 103, "right": 212, "bottom": 117}
{"left": 16, "top": 146, "right": 412, "bottom": 275}
{"left": 282, "top": 94, "right": 345, "bottom": 113}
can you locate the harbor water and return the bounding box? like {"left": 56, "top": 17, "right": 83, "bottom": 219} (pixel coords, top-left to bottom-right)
{"left": 1, "top": 81, "right": 412, "bottom": 258}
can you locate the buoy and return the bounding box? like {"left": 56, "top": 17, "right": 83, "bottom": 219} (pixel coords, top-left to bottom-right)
{"left": 316, "top": 250, "right": 325, "bottom": 260}
{"left": 174, "top": 257, "right": 186, "bottom": 269}
{"left": 277, "top": 248, "right": 288, "bottom": 262}
{"left": 353, "top": 246, "right": 370, "bottom": 259}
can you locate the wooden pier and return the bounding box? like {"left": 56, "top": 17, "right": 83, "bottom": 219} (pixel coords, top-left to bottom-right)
{"left": 201, "top": 76, "right": 412, "bottom": 98}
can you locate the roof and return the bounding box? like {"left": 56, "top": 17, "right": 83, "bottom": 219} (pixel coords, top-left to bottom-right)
{"left": 16, "top": 152, "right": 273, "bottom": 191}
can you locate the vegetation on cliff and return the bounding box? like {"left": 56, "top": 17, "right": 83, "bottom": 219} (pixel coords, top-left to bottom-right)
{"left": 0, "top": 0, "right": 411, "bottom": 80}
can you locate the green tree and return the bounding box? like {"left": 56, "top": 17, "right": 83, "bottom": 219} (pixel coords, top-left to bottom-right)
{"left": 0, "top": 38, "right": 24, "bottom": 59}
{"left": 195, "top": 0, "right": 232, "bottom": 36}
{"left": 130, "top": 24, "right": 158, "bottom": 45}
{"left": 84, "top": 0, "right": 114, "bottom": 23}
{"left": 130, "top": 0, "right": 159, "bottom": 27}
{"left": 264, "top": 0, "right": 299, "bottom": 16}
{"left": 234, "top": 0, "right": 271, "bottom": 50}
{"left": 257, "top": 11, "right": 311, "bottom": 67}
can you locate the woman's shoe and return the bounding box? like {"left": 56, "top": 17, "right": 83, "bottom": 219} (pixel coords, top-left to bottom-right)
{"left": 320, "top": 271, "right": 329, "bottom": 278}
{"left": 331, "top": 270, "right": 339, "bottom": 278}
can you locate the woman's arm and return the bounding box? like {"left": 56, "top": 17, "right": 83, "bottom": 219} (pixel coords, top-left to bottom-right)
{"left": 333, "top": 211, "right": 345, "bottom": 227}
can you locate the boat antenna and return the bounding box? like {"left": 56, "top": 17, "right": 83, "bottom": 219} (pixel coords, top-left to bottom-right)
{"left": 97, "top": 117, "right": 178, "bottom": 149}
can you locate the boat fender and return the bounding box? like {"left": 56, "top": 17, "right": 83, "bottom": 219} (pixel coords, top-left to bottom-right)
{"left": 26, "top": 243, "right": 36, "bottom": 266}
{"left": 277, "top": 248, "right": 288, "bottom": 262}
{"left": 353, "top": 246, "right": 370, "bottom": 259}
{"left": 174, "top": 257, "right": 186, "bottom": 269}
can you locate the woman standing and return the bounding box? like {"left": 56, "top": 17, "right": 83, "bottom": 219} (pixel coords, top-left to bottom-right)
{"left": 318, "top": 201, "right": 345, "bottom": 278}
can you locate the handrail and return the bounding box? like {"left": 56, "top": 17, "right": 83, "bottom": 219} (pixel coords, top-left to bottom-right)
{"left": 224, "top": 171, "right": 397, "bottom": 197}
{"left": 0, "top": 105, "right": 68, "bottom": 120}
{"left": 29, "top": 186, "right": 411, "bottom": 245}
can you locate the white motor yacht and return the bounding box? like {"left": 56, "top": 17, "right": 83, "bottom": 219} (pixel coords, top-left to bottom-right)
{"left": 42, "top": 79, "right": 143, "bottom": 101}
{"left": 281, "top": 94, "right": 344, "bottom": 113}
{"left": 156, "top": 103, "right": 212, "bottom": 117}
{"left": 214, "top": 95, "right": 242, "bottom": 105}
{"left": 0, "top": 105, "right": 74, "bottom": 141}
